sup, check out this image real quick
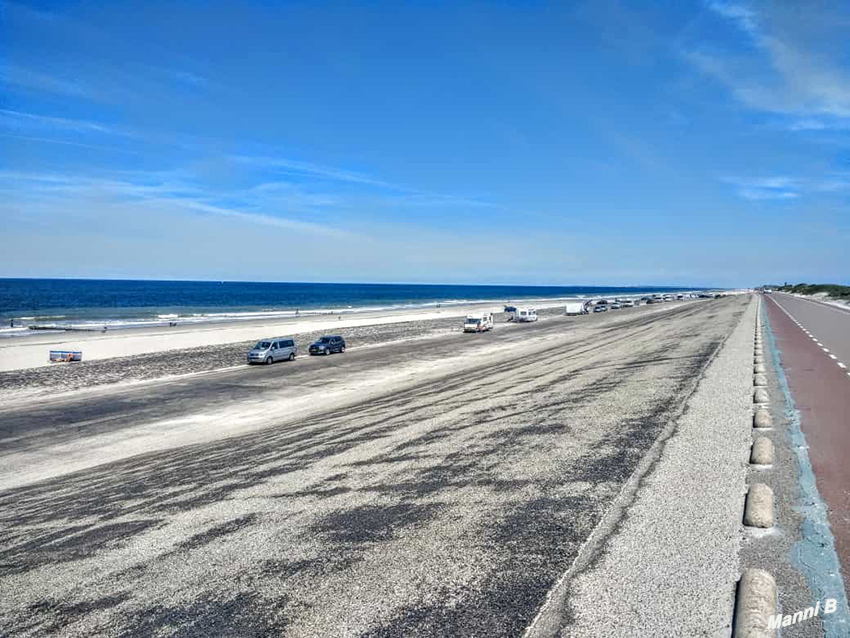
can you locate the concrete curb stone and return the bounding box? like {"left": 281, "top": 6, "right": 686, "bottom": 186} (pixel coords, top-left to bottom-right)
{"left": 733, "top": 568, "right": 777, "bottom": 638}
{"left": 753, "top": 409, "right": 772, "bottom": 429}
{"left": 744, "top": 483, "right": 775, "bottom": 528}
{"left": 750, "top": 438, "right": 773, "bottom": 465}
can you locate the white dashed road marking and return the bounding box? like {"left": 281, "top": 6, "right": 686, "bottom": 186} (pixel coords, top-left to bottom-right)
{"left": 764, "top": 295, "right": 850, "bottom": 380}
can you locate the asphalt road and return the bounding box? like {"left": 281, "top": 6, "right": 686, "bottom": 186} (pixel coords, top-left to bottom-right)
{"left": 765, "top": 293, "right": 850, "bottom": 598}
{"left": 0, "top": 297, "right": 747, "bottom": 637}
{"left": 767, "top": 293, "right": 850, "bottom": 371}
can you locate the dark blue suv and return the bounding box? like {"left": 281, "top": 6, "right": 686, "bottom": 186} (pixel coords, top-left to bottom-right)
{"left": 309, "top": 335, "right": 346, "bottom": 355}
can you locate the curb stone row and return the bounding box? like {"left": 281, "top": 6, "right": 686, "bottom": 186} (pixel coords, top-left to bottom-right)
{"left": 735, "top": 295, "right": 778, "bottom": 637}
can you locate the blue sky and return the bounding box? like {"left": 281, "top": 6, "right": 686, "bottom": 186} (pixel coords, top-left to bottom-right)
{"left": 1, "top": 0, "right": 848, "bottom": 287}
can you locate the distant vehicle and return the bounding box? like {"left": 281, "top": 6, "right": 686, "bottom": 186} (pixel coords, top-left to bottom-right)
{"left": 309, "top": 335, "right": 345, "bottom": 355}
{"left": 49, "top": 350, "right": 82, "bottom": 363}
{"left": 248, "top": 338, "right": 296, "bottom": 365}
{"left": 464, "top": 313, "right": 494, "bottom": 332}
{"left": 593, "top": 304, "right": 608, "bottom": 313}
{"left": 565, "top": 301, "right": 589, "bottom": 315}
{"left": 622, "top": 299, "right": 635, "bottom": 308}
{"left": 663, "top": 294, "right": 673, "bottom": 302}
{"left": 676, "top": 294, "right": 684, "bottom": 300}
{"left": 610, "top": 302, "right": 621, "bottom": 309}
{"left": 515, "top": 307, "right": 538, "bottom": 322}
{"left": 764, "top": 289, "right": 773, "bottom": 294}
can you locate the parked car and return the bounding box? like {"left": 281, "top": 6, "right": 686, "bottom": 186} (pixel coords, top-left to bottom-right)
{"left": 248, "top": 337, "right": 297, "bottom": 364}
{"left": 593, "top": 304, "right": 608, "bottom": 313}
{"left": 309, "top": 335, "right": 345, "bottom": 355}
{"left": 622, "top": 299, "right": 635, "bottom": 308}
{"left": 610, "top": 302, "right": 621, "bottom": 309}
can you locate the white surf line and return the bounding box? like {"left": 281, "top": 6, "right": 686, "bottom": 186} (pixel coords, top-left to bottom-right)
{"left": 767, "top": 296, "right": 850, "bottom": 379}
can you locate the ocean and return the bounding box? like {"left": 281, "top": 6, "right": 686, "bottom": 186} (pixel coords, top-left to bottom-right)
{"left": 0, "top": 278, "right": 700, "bottom": 337}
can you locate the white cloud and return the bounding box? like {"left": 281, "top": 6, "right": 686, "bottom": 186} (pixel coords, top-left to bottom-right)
{"left": 0, "top": 63, "right": 91, "bottom": 98}
{"left": 721, "top": 175, "right": 801, "bottom": 201}
{"left": 737, "top": 187, "right": 798, "bottom": 201}
{"left": 232, "top": 155, "right": 397, "bottom": 189}
{"left": 720, "top": 174, "right": 850, "bottom": 200}
{"left": 168, "top": 69, "right": 208, "bottom": 87}
{"left": 707, "top": 2, "right": 759, "bottom": 37}
{"left": 2, "top": 171, "right": 350, "bottom": 238}
{"left": 784, "top": 118, "right": 828, "bottom": 131}
{"left": 690, "top": 2, "right": 850, "bottom": 124}
{"left": 0, "top": 109, "right": 115, "bottom": 134}
{"left": 232, "top": 154, "right": 498, "bottom": 209}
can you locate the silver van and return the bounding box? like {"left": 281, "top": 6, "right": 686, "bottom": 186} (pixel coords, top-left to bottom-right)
{"left": 247, "top": 337, "right": 297, "bottom": 365}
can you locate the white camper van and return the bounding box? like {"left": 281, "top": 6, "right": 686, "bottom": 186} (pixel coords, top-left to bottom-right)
{"left": 464, "top": 313, "right": 494, "bottom": 333}
{"left": 515, "top": 307, "right": 538, "bottom": 323}
{"left": 565, "top": 302, "right": 588, "bottom": 316}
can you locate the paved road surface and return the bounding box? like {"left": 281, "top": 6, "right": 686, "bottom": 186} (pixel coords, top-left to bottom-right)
{"left": 765, "top": 292, "right": 850, "bottom": 597}
{"left": 0, "top": 297, "right": 747, "bottom": 637}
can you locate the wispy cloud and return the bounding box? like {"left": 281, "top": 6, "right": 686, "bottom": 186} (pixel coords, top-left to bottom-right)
{"left": 720, "top": 174, "right": 850, "bottom": 201}
{"left": 0, "top": 63, "right": 91, "bottom": 98}
{"left": 721, "top": 175, "right": 801, "bottom": 201}
{"left": 707, "top": 1, "right": 759, "bottom": 37}
{"left": 737, "top": 188, "right": 799, "bottom": 201}
{"left": 145, "top": 65, "right": 210, "bottom": 88}
{"left": 232, "top": 154, "right": 499, "bottom": 208}
{"left": 814, "top": 174, "right": 850, "bottom": 193}
{"left": 688, "top": 2, "right": 850, "bottom": 125}
{"left": 1, "top": 170, "right": 351, "bottom": 237}
{"left": 0, "top": 133, "right": 140, "bottom": 154}
{"left": 168, "top": 69, "right": 208, "bottom": 87}
{"left": 0, "top": 109, "right": 115, "bottom": 134}
{"left": 163, "top": 199, "right": 350, "bottom": 236}
{"left": 784, "top": 118, "right": 828, "bottom": 132}
{"left": 232, "top": 155, "right": 399, "bottom": 190}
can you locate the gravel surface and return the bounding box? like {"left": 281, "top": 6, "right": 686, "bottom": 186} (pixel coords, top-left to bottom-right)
{"left": 529, "top": 294, "right": 755, "bottom": 637}
{"left": 0, "top": 298, "right": 747, "bottom": 636}
{"left": 0, "top": 309, "right": 573, "bottom": 401}
{"left": 0, "top": 317, "right": 460, "bottom": 399}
